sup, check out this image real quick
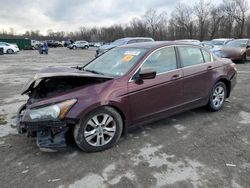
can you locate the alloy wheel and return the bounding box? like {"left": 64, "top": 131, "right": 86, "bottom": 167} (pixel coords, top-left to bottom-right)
{"left": 212, "top": 86, "right": 225, "bottom": 108}
{"left": 84, "top": 113, "right": 116, "bottom": 146}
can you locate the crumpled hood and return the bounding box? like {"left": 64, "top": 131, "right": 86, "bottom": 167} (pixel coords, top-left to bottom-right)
{"left": 21, "top": 66, "right": 112, "bottom": 95}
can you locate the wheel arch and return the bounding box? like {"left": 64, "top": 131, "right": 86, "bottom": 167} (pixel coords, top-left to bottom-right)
{"left": 75, "top": 102, "right": 129, "bottom": 136}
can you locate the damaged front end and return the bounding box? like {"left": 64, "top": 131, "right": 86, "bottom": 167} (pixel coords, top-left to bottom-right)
{"left": 17, "top": 99, "right": 77, "bottom": 151}
{"left": 16, "top": 66, "right": 113, "bottom": 151}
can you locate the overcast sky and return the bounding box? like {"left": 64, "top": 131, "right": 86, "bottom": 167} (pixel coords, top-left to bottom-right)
{"left": 0, "top": 0, "right": 221, "bottom": 35}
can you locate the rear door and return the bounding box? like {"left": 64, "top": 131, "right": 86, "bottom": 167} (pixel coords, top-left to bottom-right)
{"left": 177, "top": 46, "right": 214, "bottom": 105}
{"left": 128, "top": 46, "right": 183, "bottom": 124}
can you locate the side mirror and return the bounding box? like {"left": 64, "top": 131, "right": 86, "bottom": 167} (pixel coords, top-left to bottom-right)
{"left": 138, "top": 69, "right": 156, "bottom": 80}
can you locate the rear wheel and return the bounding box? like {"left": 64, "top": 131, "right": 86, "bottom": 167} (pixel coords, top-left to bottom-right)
{"left": 73, "top": 107, "right": 123, "bottom": 152}
{"left": 7, "top": 49, "right": 14, "bottom": 54}
{"left": 207, "top": 82, "right": 227, "bottom": 111}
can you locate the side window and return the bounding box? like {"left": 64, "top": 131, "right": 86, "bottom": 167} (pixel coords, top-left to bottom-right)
{"left": 127, "top": 39, "right": 137, "bottom": 44}
{"left": 141, "top": 47, "right": 177, "bottom": 74}
{"left": 202, "top": 49, "right": 211, "bottom": 62}
{"left": 178, "top": 47, "right": 204, "bottom": 67}
{"left": 143, "top": 39, "right": 153, "bottom": 42}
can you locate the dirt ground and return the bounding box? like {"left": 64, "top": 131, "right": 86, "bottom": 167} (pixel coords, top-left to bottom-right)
{"left": 0, "top": 48, "right": 250, "bottom": 188}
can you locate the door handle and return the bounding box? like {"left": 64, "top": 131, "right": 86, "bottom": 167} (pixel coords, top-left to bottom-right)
{"left": 207, "top": 65, "right": 213, "bottom": 70}
{"left": 171, "top": 74, "right": 182, "bottom": 80}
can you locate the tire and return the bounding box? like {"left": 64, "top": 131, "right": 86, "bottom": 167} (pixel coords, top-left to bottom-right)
{"left": 7, "top": 49, "right": 14, "bottom": 54}
{"left": 73, "top": 106, "right": 123, "bottom": 152}
{"left": 207, "top": 82, "right": 227, "bottom": 111}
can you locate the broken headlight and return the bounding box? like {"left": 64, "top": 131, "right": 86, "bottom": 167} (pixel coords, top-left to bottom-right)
{"left": 22, "top": 99, "right": 77, "bottom": 122}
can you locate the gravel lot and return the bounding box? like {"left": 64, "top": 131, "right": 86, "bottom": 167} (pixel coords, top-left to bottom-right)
{"left": 0, "top": 48, "right": 250, "bottom": 188}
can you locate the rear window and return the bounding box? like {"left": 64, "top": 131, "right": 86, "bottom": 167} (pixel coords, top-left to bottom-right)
{"left": 178, "top": 47, "right": 204, "bottom": 67}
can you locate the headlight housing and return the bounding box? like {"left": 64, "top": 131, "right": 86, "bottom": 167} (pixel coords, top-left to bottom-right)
{"left": 22, "top": 99, "right": 77, "bottom": 122}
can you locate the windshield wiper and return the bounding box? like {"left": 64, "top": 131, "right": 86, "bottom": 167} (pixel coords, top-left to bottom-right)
{"left": 84, "top": 69, "right": 105, "bottom": 75}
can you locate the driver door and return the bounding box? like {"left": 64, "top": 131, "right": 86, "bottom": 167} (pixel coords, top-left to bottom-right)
{"left": 127, "top": 47, "right": 183, "bottom": 124}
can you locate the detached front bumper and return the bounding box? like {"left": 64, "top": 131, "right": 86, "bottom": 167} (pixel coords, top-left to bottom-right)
{"left": 16, "top": 105, "right": 69, "bottom": 151}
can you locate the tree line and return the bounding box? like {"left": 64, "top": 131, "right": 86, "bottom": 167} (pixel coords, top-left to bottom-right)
{"left": 0, "top": 0, "right": 249, "bottom": 42}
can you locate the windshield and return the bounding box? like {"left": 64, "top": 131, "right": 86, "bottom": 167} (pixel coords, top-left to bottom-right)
{"left": 211, "top": 40, "right": 225, "bottom": 46}
{"left": 225, "top": 40, "right": 248, "bottom": 48}
{"left": 111, "top": 39, "right": 128, "bottom": 46}
{"left": 84, "top": 47, "right": 147, "bottom": 77}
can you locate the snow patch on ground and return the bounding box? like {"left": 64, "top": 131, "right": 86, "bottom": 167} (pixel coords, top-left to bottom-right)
{"left": 68, "top": 174, "right": 104, "bottom": 188}
{"left": 0, "top": 95, "right": 27, "bottom": 137}
{"left": 62, "top": 163, "right": 136, "bottom": 188}
{"left": 131, "top": 143, "right": 220, "bottom": 187}
{"left": 153, "top": 159, "right": 204, "bottom": 187}
{"left": 173, "top": 124, "right": 186, "bottom": 131}
{"left": 239, "top": 111, "right": 250, "bottom": 124}
{"left": 131, "top": 144, "right": 174, "bottom": 168}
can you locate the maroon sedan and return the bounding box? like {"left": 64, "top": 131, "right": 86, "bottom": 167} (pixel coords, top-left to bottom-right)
{"left": 17, "top": 42, "right": 237, "bottom": 152}
{"left": 220, "top": 39, "right": 250, "bottom": 63}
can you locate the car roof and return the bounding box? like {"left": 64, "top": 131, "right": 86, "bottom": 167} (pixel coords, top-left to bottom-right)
{"left": 118, "top": 37, "right": 154, "bottom": 41}
{"left": 175, "top": 39, "right": 200, "bottom": 42}
{"left": 119, "top": 41, "right": 203, "bottom": 49}
{"left": 231, "top": 38, "right": 249, "bottom": 40}
{"left": 0, "top": 42, "right": 9, "bottom": 45}
{"left": 212, "top": 38, "right": 233, "bottom": 41}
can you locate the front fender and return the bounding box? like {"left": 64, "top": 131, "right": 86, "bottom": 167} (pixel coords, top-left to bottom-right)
{"left": 65, "top": 98, "right": 131, "bottom": 126}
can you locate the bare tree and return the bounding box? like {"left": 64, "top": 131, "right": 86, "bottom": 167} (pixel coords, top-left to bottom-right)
{"left": 208, "top": 6, "right": 224, "bottom": 39}
{"left": 194, "top": 0, "right": 211, "bottom": 41}
{"left": 222, "top": 0, "right": 249, "bottom": 37}
{"left": 129, "top": 18, "right": 149, "bottom": 37}
{"left": 143, "top": 8, "right": 168, "bottom": 39}
{"left": 171, "top": 3, "right": 195, "bottom": 39}
{"left": 1, "top": 1, "right": 250, "bottom": 42}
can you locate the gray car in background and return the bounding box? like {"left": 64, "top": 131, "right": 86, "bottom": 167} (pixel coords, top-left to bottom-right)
{"left": 210, "top": 38, "right": 234, "bottom": 56}
{"left": 68, "top": 41, "right": 89, "bottom": 49}
{"left": 96, "top": 37, "right": 154, "bottom": 57}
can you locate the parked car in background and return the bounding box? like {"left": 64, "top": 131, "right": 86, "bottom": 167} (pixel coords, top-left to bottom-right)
{"left": 46, "top": 40, "right": 56, "bottom": 48}
{"left": 210, "top": 38, "right": 234, "bottom": 57}
{"left": 68, "top": 41, "right": 89, "bottom": 49}
{"left": 54, "top": 41, "right": 63, "bottom": 47}
{"left": 89, "top": 42, "right": 94, "bottom": 47}
{"left": 31, "top": 40, "right": 41, "bottom": 50}
{"left": 200, "top": 42, "right": 214, "bottom": 50}
{"left": 220, "top": 39, "right": 250, "bottom": 63}
{"left": 63, "top": 40, "right": 74, "bottom": 47}
{"left": 17, "top": 41, "right": 237, "bottom": 152}
{"left": 94, "top": 42, "right": 102, "bottom": 47}
{"left": 96, "top": 37, "right": 154, "bottom": 57}
{"left": 46, "top": 40, "right": 63, "bottom": 48}
{"left": 0, "top": 42, "right": 20, "bottom": 54}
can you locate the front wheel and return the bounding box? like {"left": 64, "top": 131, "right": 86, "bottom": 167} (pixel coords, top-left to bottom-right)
{"left": 7, "top": 49, "right": 14, "bottom": 54}
{"left": 73, "top": 107, "right": 123, "bottom": 152}
{"left": 207, "top": 82, "right": 227, "bottom": 111}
